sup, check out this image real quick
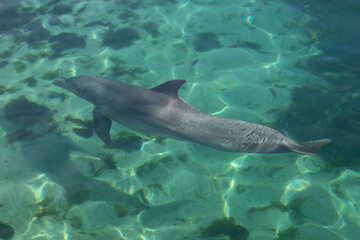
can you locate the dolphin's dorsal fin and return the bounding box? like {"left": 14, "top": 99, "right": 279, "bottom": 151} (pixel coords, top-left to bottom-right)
{"left": 151, "top": 79, "right": 186, "bottom": 98}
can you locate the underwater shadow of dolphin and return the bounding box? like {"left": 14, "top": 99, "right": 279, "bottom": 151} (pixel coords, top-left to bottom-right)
{"left": 0, "top": 103, "right": 145, "bottom": 211}
{"left": 19, "top": 132, "right": 145, "bottom": 209}
{"left": 54, "top": 76, "right": 330, "bottom": 155}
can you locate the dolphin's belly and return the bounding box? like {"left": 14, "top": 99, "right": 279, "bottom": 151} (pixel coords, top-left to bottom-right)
{"left": 100, "top": 106, "right": 183, "bottom": 139}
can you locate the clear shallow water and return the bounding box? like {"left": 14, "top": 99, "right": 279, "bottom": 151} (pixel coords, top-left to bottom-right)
{"left": 0, "top": 0, "right": 359, "bottom": 239}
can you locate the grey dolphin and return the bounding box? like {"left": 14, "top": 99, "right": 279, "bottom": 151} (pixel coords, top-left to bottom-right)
{"left": 54, "top": 76, "right": 330, "bottom": 155}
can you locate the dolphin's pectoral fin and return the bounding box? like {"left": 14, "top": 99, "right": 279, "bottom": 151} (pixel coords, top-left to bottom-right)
{"left": 93, "top": 107, "right": 112, "bottom": 145}
{"left": 151, "top": 79, "right": 186, "bottom": 98}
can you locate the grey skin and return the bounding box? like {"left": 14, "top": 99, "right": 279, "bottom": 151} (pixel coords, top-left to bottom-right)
{"left": 54, "top": 76, "right": 330, "bottom": 155}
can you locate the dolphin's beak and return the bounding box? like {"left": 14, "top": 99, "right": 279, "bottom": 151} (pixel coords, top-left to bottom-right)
{"left": 54, "top": 79, "right": 66, "bottom": 89}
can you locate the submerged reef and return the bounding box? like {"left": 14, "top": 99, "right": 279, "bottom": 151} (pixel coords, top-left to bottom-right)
{"left": 0, "top": 221, "right": 14, "bottom": 240}
{"left": 3, "top": 104, "right": 57, "bottom": 142}
{"left": 150, "top": 0, "right": 178, "bottom": 6}
{"left": 142, "top": 21, "right": 160, "bottom": 37}
{"left": 72, "top": 127, "right": 94, "bottom": 138}
{"left": 35, "top": 196, "right": 59, "bottom": 218}
{"left": 136, "top": 155, "right": 175, "bottom": 177}
{"left": 0, "top": 85, "right": 16, "bottom": 95}
{"left": 0, "top": 1, "right": 86, "bottom": 61}
{"left": 0, "top": 85, "right": 7, "bottom": 95}
{"left": 100, "top": 153, "right": 117, "bottom": 170}
{"left": 47, "top": 16, "right": 62, "bottom": 26}
{"left": 23, "top": 20, "right": 51, "bottom": 47}
{"left": 271, "top": 0, "right": 360, "bottom": 170}
{"left": 272, "top": 84, "right": 360, "bottom": 170}
{"left": 102, "top": 28, "right": 141, "bottom": 49}
{"left": 0, "top": 0, "right": 32, "bottom": 32}
{"left": 51, "top": 4, "right": 72, "bottom": 15}
{"left": 119, "top": 9, "right": 138, "bottom": 20}
{"left": 105, "top": 131, "right": 145, "bottom": 152}
{"left": 42, "top": 69, "right": 61, "bottom": 80}
{"left": 64, "top": 115, "right": 94, "bottom": 139}
{"left": 231, "top": 40, "right": 262, "bottom": 51}
{"left": 12, "top": 60, "right": 26, "bottom": 73}
{"left": 276, "top": 226, "right": 299, "bottom": 240}
{"left": 135, "top": 153, "right": 189, "bottom": 179}
{"left": 193, "top": 32, "right": 221, "bottom": 52}
{"left": 49, "top": 33, "right": 86, "bottom": 53}
{"left": 200, "top": 217, "right": 249, "bottom": 240}
{"left": 2, "top": 95, "right": 58, "bottom": 143}
{"left": 0, "top": 50, "right": 13, "bottom": 59}
{"left": 4, "top": 96, "right": 54, "bottom": 127}
{"left": 46, "top": 91, "right": 68, "bottom": 102}
{"left": 101, "top": 56, "right": 148, "bottom": 78}
{"left": 20, "top": 77, "right": 37, "bottom": 87}
{"left": 65, "top": 183, "right": 91, "bottom": 204}
{"left": 0, "top": 61, "right": 9, "bottom": 69}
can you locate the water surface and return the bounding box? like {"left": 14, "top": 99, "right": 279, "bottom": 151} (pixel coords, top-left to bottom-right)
{"left": 0, "top": 0, "right": 359, "bottom": 239}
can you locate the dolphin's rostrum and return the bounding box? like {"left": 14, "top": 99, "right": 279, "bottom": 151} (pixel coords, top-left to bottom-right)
{"left": 54, "top": 76, "right": 330, "bottom": 155}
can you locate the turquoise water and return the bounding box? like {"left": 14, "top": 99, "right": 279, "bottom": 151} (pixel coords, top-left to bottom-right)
{"left": 0, "top": 0, "right": 359, "bottom": 239}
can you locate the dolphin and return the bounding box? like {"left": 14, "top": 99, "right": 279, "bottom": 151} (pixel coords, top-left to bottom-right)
{"left": 54, "top": 76, "right": 330, "bottom": 155}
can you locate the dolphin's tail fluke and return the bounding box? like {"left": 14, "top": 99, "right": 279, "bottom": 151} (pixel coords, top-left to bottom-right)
{"left": 286, "top": 139, "right": 331, "bottom": 155}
